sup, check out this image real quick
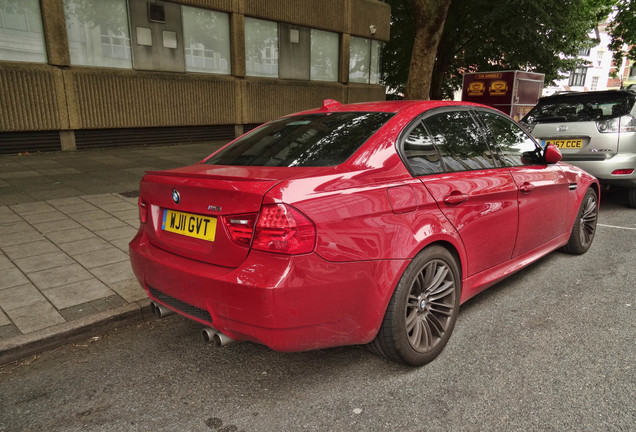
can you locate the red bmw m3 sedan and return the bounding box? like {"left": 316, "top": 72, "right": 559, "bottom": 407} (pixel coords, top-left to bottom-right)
{"left": 129, "top": 100, "right": 599, "bottom": 366}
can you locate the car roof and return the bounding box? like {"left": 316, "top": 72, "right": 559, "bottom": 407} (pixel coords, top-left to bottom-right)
{"left": 539, "top": 89, "right": 636, "bottom": 102}
{"left": 296, "top": 99, "right": 493, "bottom": 116}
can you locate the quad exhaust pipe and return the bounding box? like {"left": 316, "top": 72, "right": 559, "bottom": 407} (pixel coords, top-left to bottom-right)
{"left": 150, "top": 301, "right": 175, "bottom": 318}
{"left": 201, "top": 327, "right": 235, "bottom": 347}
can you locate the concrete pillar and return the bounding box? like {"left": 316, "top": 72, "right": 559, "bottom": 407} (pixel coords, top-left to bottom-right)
{"left": 234, "top": 124, "right": 244, "bottom": 138}
{"left": 60, "top": 130, "right": 76, "bottom": 151}
{"left": 39, "top": 0, "right": 71, "bottom": 66}
{"left": 230, "top": 13, "right": 246, "bottom": 78}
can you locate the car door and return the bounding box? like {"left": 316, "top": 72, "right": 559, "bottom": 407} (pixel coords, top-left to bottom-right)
{"left": 476, "top": 109, "right": 570, "bottom": 257}
{"left": 401, "top": 109, "right": 519, "bottom": 277}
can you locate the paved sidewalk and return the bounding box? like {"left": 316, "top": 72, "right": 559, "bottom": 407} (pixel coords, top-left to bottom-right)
{"left": 0, "top": 141, "right": 226, "bottom": 364}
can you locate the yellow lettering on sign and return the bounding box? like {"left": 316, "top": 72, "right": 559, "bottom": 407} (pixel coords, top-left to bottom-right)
{"left": 475, "top": 73, "right": 503, "bottom": 79}
{"left": 489, "top": 80, "right": 508, "bottom": 96}
{"left": 467, "top": 81, "right": 486, "bottom": 96}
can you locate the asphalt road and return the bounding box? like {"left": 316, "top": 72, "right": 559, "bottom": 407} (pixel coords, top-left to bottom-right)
{"left": 1, "top": 189, "right": 634, "bottom": 432}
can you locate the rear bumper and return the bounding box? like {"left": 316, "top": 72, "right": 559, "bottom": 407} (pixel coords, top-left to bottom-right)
{"left": 129, "top": 230, "right": 408, "bottom": 352}
{"left": 564, "top": 153, "right": 636, "bottom": 188}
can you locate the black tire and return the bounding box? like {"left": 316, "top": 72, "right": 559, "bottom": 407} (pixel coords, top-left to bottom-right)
{"left": 562, "top": 188, "right": 598, "bottom": 255}
{"left": 628, "top": 188, "right": 636, "bottom": 209}
{"left": 369, "top": 245, "right": 461, "bottom": 366}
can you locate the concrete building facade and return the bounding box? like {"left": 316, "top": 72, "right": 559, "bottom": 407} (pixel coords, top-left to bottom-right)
{"left": 0, "top": 0, "right": 390, "bottom": 153}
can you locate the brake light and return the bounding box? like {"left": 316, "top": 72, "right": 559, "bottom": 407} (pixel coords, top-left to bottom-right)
{"left": 611, "top": 169, "right": 634, "bottom": 176}
{"left": 596, "top": 115, "right": 635, "bottom": 133}
{"left": 223, "top": 213, "right": 258, "bottom": 246}
{"left": 252, "top": 204, "right": 316, "bottom": 255}
{"left": 138, "top": 198, "right": 147, "bottom": 224}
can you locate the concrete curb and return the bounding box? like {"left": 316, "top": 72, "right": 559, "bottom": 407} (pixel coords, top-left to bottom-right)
{"left": 0, "top": 299, "right": 154, "bottom": 366}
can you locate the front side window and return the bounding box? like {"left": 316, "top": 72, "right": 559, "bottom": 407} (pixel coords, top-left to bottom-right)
{"left": 205, "top": 112, "right": 394, "bottom": 167}
{"left": 478, "top": 111, "right": 541, "bottom": 167}
{"left": 0, "top": 0, "right": 47, "bottom": 63}
{"left": 63, "top": 0, "right": 132, "bottom": 68}
{"left": 182, "top": 6, "right": 230, "bottom": 74}
{"left": 422, "top": 110, "right": 497, "bottom": 172}
{"left": 245, "top": 17, "right": 278, "bottom": 77}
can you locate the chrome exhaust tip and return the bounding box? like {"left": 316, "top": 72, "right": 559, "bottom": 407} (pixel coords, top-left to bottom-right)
{"left": 201, "top": 327, "right": 218, "bottom": 343}
{"left": 150, "top": 301, "right": 175, "bottom": 318}
{"left": 213, "top": 331, "right": 235, "bottom": 347}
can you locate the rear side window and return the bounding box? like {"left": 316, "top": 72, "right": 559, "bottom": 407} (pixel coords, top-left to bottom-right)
{"left": 478, "top": 111, "right": 542, "bottom": 167}
{"left": 422, "top": 110, "right": 497, "bottom": 172}
{"left": 205, "top": 112, "right": 394, "bottom": 167}
{"left": 403, "top": 122, "right": 444, "bottom": 175}
{"left": 523, "top": 92, "right": 636, "bottom": 124}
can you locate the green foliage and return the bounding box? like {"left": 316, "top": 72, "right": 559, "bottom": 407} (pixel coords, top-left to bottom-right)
{"left": 608, "top": 0, "right": 636, "bottom": 63}
{"left": 382, "top": 0, "right": 614, "bottom": 99}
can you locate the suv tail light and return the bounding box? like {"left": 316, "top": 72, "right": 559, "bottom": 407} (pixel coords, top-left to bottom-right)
{"left": 253, "top": 204, "right": 316, "bottom": 255}
{"left": 611, "top": 169, "right": 634, "bottom": 176}
{"left": 138, "top": 198, "right": 148, "bottom": 224}
{"left": 596, "top": 115, "right": 636, "bottom": 133}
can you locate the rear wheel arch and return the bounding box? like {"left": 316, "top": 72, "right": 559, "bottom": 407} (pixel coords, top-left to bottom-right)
{"left": 370, "top": 243, "right": 463, "bottom": 366}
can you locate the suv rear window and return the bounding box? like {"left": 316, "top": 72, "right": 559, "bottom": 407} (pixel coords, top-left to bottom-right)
{"left": 205, "top": 112, "right": 394, "bottom": 167}
{"left": 523, "top": 92, "right": 636, "bottom": 124}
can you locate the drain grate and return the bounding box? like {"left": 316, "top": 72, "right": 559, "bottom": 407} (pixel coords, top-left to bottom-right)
{"left": 119, "top": 190, "right": 139, "bottom": 198}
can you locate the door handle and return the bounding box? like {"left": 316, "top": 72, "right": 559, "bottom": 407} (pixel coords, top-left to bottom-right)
{"left": 443, "top": 193, "right": 469, "bottom": 205}
{"left": 520, "top": 183, "right": 535, "bottom": 194}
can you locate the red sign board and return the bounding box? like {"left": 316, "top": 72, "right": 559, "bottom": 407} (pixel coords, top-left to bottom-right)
{"left": 462, "top": 71, "right": 545, "bottom": 121}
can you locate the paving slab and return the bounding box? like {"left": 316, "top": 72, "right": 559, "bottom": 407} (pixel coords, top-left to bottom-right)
{"left": 43, "top": 279, "right": 114, "bottom": 310}
{"left": 28, "top": 263, "right": 95, "bottom": 291}
{"left": 0, "top": 284, "right": 48, "bottom": 311}
{"left": 2, "top": 239, "right": 61, "bottom": 260}
{"left": 13, "top": 252, "right": 75, "bottom": 273}
{"left": 6, "top": 301, "right": 66, "bottom": 334}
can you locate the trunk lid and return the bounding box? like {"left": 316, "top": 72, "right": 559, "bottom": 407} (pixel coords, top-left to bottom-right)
{"left": 139, "top": 164, "right": 325, "bottom": 267}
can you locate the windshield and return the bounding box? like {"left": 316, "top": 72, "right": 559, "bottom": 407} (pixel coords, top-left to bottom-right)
{"left": 523, "top": 92, "right": 635, "bottom": 124}
{"left": 205, "top": 112, "right": 394, "bottom": 167}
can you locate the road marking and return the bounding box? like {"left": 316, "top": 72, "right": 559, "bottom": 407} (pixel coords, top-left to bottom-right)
{"left": 598, "top": 223, "right": 636, "bottom": 230}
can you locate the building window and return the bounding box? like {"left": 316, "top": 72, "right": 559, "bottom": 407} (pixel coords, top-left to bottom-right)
{"left": 245, "top": 17, "right": 278, "bottom": 77}
{"left": 310, "top": 29, "right": 338, "bottom": 82}
{"left": 569, "top": 67, "right": 587, "bottom": 87}
{"left": 591, "top": 76, "right": 599, "bottom": 91}
{"left": 181, "top": 6, "right": 230, "bottom": 74}
{"left": 578, "top": 47, "right": 591, "bottom": 56}
{"left": 63, "top": 0, "right": 132, "bottom": 68}
{"left": 349, "top": 36, "right": 381, "bottom": 84}
{"left": 0, "top": 0, "right": 47, "bottom": 63}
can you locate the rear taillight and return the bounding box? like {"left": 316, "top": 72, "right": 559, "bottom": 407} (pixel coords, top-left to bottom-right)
{"left": 138, "top": 198, "right": 147, "bottom": 224}
{"left": 596, "top": 115, "right": 635, "bottom": 133}
{"left": 223, "top": 213, "right": 258, "bottom": 245}
{"left": 252, "top": 204, "right": 316, "bottom": 255}
{"left": 611, "top": 168, "right": 634, "bottom": 176}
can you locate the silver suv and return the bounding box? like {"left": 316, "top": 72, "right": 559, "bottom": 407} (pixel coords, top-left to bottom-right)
{"left": 522, "top": 90, "right": 636, "bottom": 208}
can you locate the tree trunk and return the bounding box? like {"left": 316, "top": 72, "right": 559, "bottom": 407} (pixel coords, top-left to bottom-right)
{"left": 404, "top": 0, "right": 452, "bottom": 100}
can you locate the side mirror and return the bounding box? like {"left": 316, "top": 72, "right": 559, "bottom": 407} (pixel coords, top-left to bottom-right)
{"left": 544, "top": 144, "right": 562, "bottom": 164}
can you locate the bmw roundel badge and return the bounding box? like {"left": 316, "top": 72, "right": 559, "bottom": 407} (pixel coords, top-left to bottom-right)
{"left": 172, "top": 189, "right": 180, "bottom": 204}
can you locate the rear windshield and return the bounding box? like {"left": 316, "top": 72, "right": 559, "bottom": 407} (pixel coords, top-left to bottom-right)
{"left": 523, "top": 92, "right": 636, "bottom": 124}
{"left": 205, "top": 112, "right": 394, "bottom": 167}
